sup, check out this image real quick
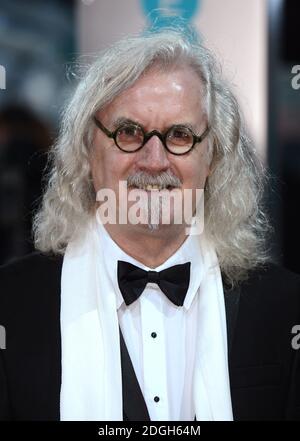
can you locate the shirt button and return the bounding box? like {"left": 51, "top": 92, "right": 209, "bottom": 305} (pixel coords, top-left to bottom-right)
{"left": 154, "top": 396, "right": 160, "bottom": 403}
{"left": 151, "top": 332, "right": 157, "bottom": 338}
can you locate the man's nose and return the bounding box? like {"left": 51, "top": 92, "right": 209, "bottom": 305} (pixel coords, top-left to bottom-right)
{"left": 135, "top": 134, "right": 170, "bottom": 172}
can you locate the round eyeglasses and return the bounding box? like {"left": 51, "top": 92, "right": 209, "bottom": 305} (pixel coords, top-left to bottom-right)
{"left": 93, "top": 117, "right": 210, "bottom": 156}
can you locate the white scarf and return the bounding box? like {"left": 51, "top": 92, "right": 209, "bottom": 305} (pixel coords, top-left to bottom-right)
{"left": 60, "top": 215, "right": 233, "bottom": 420}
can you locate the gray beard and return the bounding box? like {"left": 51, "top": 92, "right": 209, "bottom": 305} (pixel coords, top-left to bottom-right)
{"left": 146, "top": 195, "right": 162, "bottom": 231}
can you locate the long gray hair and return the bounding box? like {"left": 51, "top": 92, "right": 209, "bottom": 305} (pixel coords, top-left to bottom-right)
{"left": 33, "top": 27, "right": 273, "bottom": 288}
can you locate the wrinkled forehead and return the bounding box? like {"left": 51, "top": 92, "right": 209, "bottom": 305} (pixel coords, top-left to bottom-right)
{"left": 123, "top": 63, "right": 204, "bottom": 98}
{"left": 97, "top": 65, "right": 207, "bottom": 125}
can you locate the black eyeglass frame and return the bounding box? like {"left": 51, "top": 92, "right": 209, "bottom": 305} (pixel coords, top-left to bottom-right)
{"left": 93, "top": 116, "right": 210, "bottom": 156}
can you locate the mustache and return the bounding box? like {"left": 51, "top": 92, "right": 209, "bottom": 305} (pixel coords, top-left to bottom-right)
{"left": 126, "top": 170, "right": 182, "bottom": 189}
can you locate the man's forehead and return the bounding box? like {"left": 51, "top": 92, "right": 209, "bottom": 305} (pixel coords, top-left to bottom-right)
{"left": 98, "top": 67, "right": 206, "bottom": 128}
{"left": 107, "top": 66, "right": 204, "bottom": 102}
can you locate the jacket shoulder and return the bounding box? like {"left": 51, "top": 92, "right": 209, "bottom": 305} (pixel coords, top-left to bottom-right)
{"left": 0, "top": 252, "right": 63, "bottom": 291}
{"left": 0, "top": 252, "right": 63, "bottom": 280}
{"left": 241, "top": 262, "right": 300, "bottom": 300}
{"left": 224, "top": 262, "right": 300, "bottom": 340}
{"left": 0, "top": 252, "right": 63, "bottom": 329}
{"left": 234, "top": 262, "right": 300, "bottom": 345}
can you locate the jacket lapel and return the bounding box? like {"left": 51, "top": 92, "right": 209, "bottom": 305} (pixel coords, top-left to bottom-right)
{"left": 222, "top": 279, "right": 241, "bottom": 358}
{"left": 119, "top": 327, "right": 151, "bottom": 421}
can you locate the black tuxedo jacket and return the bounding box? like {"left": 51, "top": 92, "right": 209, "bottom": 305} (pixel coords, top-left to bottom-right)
{"left": 0, "top": 252, "right": 300, "bottom": 421}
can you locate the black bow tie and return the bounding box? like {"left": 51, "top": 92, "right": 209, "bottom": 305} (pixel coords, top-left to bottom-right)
{"left": 117, "top": 260, "right": 191, "bottom": 307}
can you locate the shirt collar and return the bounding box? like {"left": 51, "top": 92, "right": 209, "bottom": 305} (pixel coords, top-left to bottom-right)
{"left": 97, "top": 218, "right": 204, "bottom": 311}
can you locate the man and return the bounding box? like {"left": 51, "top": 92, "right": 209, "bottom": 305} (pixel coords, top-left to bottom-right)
{"left": 0, "top": 28, "right": 300, "bottom": 421}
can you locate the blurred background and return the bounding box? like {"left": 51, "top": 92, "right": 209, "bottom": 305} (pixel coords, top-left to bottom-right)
{"left": 0, "top": 0, "right": 299, "bottom": 273}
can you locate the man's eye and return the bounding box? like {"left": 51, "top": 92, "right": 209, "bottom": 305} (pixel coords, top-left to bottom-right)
{"left": 167, "top": 127, "right": 193, "bottom": 145}
{"left": 119, "top": 125, "right": 140, "bottom": 137}
{"left": 172, "top": 129, "right": 189, "bottom": 138}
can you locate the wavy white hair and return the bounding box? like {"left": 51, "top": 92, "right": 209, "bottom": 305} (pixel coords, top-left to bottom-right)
{"left": 33, "top": 28, "right": 273, "bottom": 288}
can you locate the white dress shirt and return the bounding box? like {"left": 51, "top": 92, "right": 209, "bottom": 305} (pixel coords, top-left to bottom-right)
{"left": 98, "top": 222, "right": 203, "bottom": 421}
